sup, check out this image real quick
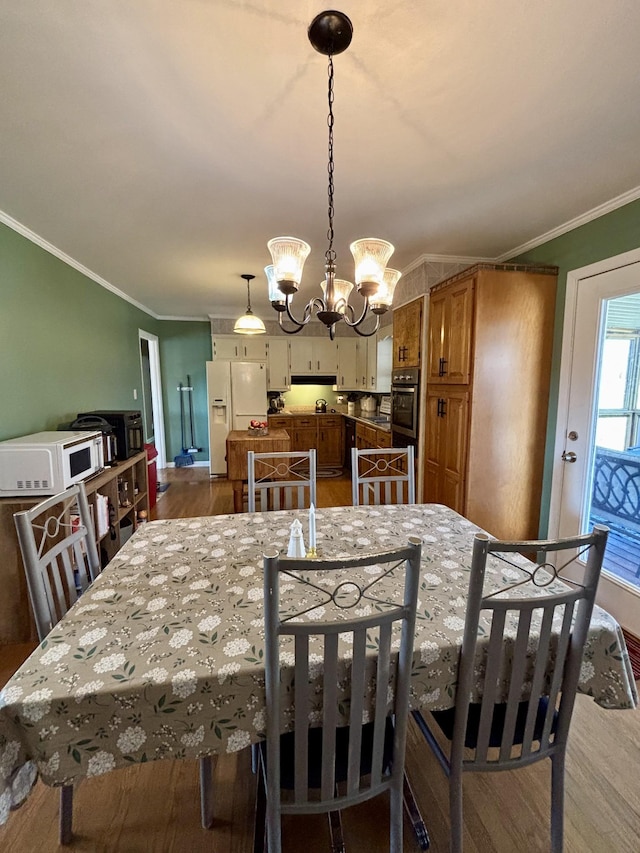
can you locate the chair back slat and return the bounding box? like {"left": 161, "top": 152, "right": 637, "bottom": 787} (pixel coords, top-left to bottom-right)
{"left": 521, "top": 604, "right": 555, "bottom": 757}
{"left": 473, "top": 608, "right": 506, "bottom": 761}
{"left": 346, "top": 627, "right": 367, "bottom": 795}
{"left": 261, "top": 537, "right": 421, "bottom": 835}
{"left": 294, "top": 634, "right": 310, "bottom": 804}
{"left": 499, "top": 608, "right": 533, "bottom": 761}
{"left": 14, "top": 483, "right": 101, "bottom": 640}
{"left": 248, "top": 450, "right": 317, "bottom": 513}
{"left": 351, "top": 447, "right": 415, "bottom": 507}
{"left": 370, "top": 621, "right": 392, "bottom": 784}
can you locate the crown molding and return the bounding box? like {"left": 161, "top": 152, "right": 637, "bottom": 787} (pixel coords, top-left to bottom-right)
{"left": 496, "top": 185, "right": 640, "bottom": 262}
{"left": 401, "top": 252, "right": 495, "bottom": 275}
{"left": 0, "top": 208, "right": 160, "bottom": 318}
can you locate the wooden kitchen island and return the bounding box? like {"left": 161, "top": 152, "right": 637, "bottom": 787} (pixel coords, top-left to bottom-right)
{"left": 226, "top": 428, "right": 291, "bottom": 512}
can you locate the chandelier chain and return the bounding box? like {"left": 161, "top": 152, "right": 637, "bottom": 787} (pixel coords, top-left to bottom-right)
{"left": 326, "top": 53, "right": 336, "bottom": 264}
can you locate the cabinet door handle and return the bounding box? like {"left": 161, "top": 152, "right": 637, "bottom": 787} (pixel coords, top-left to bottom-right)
{"left": 309, "top": 360, "right": 312, "bottom": 370}
{"left": 438, "top": 357, "right": 447, "bottom": 376}
{"left": 437, "top": 398, "right": 447, "bottom": 417}
{"left": 235, "top": 345, "right": 238, "bottom": 358}
{"left": 342, "top": 376, "right": 344, "bottom": 385}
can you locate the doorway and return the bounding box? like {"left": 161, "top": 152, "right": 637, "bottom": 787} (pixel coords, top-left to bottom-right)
{"left": 550, "top": 249, "right": 640, "bottom": 634}
{"left": 138, "top": 330, "right": 166, "bottom": 470}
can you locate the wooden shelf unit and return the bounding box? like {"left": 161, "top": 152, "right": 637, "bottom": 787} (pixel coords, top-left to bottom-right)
{"left": 0, "top": 450, "right": 149, "bottom": 644}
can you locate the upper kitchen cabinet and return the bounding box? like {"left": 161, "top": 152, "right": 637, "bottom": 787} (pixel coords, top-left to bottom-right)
{"left": 212, "top": 335, "right": 268, "bottom": 361}
{"left": 392, "top": 298, "right": 423, "bottom": 369}
{"left": 423, "top": 264, "right": 558, "bottom": 541}
{"left": 266, "top": 338, "right": 290, "bottom": 390}
{"left": 427, "top": 277, "right": 474, "bottom": 384}
{"left": 290, "top": 337, "right": 338, "bottom": 376}
{"left": 336, "top": 339, "right": 359, "bottom": 390}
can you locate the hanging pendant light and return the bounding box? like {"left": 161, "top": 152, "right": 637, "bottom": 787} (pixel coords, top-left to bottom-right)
{"left": 234, "top": 274, "right": 266, "bottom": 335}
{"left": 265, "top": 11, "right": 400, "bottom": 339}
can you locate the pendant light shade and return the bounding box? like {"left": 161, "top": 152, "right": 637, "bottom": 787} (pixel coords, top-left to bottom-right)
{"left": 234, "top": 274, "right": 266, "bottom": 335}
{"left": 370, "top": 268, "right": 402, "bottom": 313}
{"left": 267, "top": 237, "right": 311, "bottom": 296}
{"left": 350, "top": 238, "right": 395, "bottom": 297}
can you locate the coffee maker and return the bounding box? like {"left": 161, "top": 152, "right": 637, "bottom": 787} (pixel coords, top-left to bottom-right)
{"left": 267, "top": 392, "right": 280, "bottom": 415}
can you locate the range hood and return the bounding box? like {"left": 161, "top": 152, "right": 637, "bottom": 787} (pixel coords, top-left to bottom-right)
{"left": 290, "top": 375, "right": 337, "bottom": 385}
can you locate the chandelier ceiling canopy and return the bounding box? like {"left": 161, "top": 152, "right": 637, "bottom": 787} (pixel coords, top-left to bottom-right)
{"left": 266, "top": 11, "right": 401, "bottom": 339}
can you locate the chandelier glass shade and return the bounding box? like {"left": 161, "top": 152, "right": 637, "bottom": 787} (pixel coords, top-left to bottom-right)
{"left": 234, "top": 274, "right": 266, "bottom": 335}
{"left": 266, "top": 11, "right": 400, "bottom": 339}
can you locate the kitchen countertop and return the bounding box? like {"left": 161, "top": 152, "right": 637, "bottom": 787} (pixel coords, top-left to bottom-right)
{"left": 269, "top": 409, "right": 391, "bottom": 432}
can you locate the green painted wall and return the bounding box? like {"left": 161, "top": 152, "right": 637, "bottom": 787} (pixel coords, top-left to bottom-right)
{"left": 157, "top": 320, "right": 212, "bottom": 463}
{"left": 0, "top": 221, "right": 213, "bottom": 468}
{"left": 509, "top": 197, "right": 640, "bottom": 533}
{"left": 0, "top": 221, "right": 162, "bottom": 441}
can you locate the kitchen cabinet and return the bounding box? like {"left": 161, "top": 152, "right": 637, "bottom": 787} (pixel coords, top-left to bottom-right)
{"left": 423, "top": 264, "right": 557, "bottom": 540}
{"left": 355, "top": 422, "right": 392, "bottom": 451}
{"left": 392, "top": 298, "right": 423, "bottom": 369}
{"left": 290, "top": 338, "right": 338, "bottom": 375}
{"left": 212, "top": 335, "right": 268, "bottom": 361}
{"left": 317, "top": 415, "right": 344, "bottom": 467}
{"left": 336, "top": 339, "right": 359, "bottom": 390}
{"left": 427, "top": 277, "right": 474, "bottom": 384}
{"left": 291, "top": 415, "right": 317, "bottom": 453}
{"left": 423, "top": 388, "right": 469, "bottom": 512}
{"left": 0, "top": 451, "right": 149, "bottom": 644}
{"left": 356, "top": 339, "right": 368, "bottom": 388}
{"left": 267, "top": 414, "right": 345, "bottom": 468}
{"left": 267, "top": 338, "right": 290, "bottom": 390}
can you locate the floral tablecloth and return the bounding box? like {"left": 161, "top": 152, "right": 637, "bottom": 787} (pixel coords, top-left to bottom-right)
{"left": 1, "top": 503, "right": 637, "bottom": 821}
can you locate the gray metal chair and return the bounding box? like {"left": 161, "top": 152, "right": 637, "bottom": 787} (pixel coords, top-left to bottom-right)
{"left": 14, "top": 482, "right": 101, "bottom": 845}
{"left": 14, "top": 484, "right": 216, "bottom": 840}
{"left": 411, "top": 525, "right": 609, "bottom": 853}
{"left": 256, "top": 537, "right": 423, "bottom": 853}
{"left": 351, "top": 446, "right": 415, "bottom": 506}
{"left": 248, "top": 449, "right": 317, "bottom": 512}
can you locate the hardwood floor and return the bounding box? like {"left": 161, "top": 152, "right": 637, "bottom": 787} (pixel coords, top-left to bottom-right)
{"left": 1, "top": 467, "right": 638, "bottom": 852}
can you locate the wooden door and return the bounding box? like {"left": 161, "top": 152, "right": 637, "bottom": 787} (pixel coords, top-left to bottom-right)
{"left": 317, "top": 417, "right": 343, "bottom": 466}
{"left": 393, "top": 300, "right": 423, "bottom": 369}
{"left": 445, "top": 278, "right": 474, "bottom": 384}
{"left": 423, "top": 387, "right": 469, "bottom": 513}
{"left": 427, "top": 278, "right": 474, "bottom": 384}
{"left": 427, "top": 289, "right": 448, "bottom": 382}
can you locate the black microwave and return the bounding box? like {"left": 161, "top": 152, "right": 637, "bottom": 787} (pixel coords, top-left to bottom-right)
{"left": 78, "top": 410, "right": 143, "bottom": 460}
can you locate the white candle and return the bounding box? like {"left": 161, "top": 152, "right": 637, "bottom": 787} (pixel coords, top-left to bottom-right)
{"left": 309, "top": 502, "right": 316, "bottom": 549}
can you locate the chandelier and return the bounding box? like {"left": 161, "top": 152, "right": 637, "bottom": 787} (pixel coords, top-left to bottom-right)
{"left": 265, "top": 11, "right": 401, "bottom": 340}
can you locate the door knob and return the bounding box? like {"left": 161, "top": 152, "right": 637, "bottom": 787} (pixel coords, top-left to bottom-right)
{"left": 562, "top": 451, "right": 577, "bottom": 463}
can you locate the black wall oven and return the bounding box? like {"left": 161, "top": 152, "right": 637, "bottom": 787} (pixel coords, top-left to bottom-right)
{"left": 391, "top": 367, "right": 420, "bottom": 447}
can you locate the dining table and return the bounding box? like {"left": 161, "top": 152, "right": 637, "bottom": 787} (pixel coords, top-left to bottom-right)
{"left": 1, "top": 502, "right": 637, "bottom": 823}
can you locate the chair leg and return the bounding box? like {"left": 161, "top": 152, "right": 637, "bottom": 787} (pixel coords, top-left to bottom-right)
{"left": 199, "top": 755, "right": 214, "bottom": 829}
{"left": 59, "top": 784, "right": 73, "bottom": 845}
{"left": 327, "top": 809, "right": 345, "bottom": 853}
{"left": 253, "top": 755, "right": 267, "bottom": 853}
{"left": 403, "top": 772, "right": 430, "bottom": 850}
{"left": 550, "top": 751, "right": 565, "bottom": 853}
{"left": 449, "top": 767, "right": 463, "bottom": 853}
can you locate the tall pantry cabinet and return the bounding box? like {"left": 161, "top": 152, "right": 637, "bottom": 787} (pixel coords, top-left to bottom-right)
{"left": 423, "top": 264, "right": 558, "bottom": 541}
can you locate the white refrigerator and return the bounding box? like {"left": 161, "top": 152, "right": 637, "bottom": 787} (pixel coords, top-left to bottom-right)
{"left": 206, "top": 360, "right": 268, "bottom": 475}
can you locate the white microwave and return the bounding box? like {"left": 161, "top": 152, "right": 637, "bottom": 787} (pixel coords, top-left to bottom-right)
{"left": 0, "top": 431, "right": 104, "bottom": 497}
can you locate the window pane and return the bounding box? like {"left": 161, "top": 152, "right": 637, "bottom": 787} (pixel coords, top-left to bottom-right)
{"left": 598, "top": 339, "right": 630, "bottom": 409}
{"left": 595, "top": 416, "right": 628, "bottom": 450}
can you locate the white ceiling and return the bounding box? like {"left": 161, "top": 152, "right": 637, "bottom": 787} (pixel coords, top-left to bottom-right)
{"left": 2, "top": 1, "right": 640, "bottom": 320}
